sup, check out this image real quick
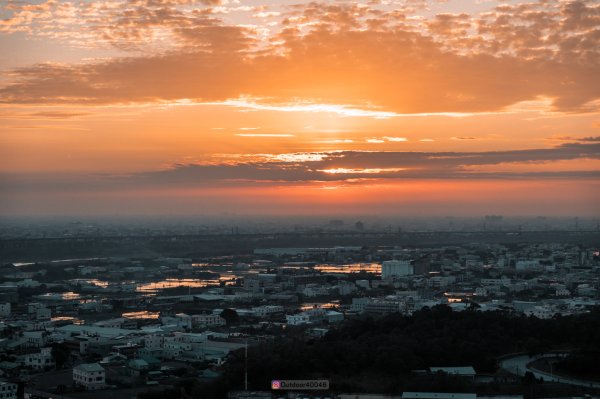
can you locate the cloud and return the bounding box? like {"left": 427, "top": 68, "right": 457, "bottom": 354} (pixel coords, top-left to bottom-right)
{"left": 3, "top": 143, "right": 598, "bottom": 194}
{"left": 547, "top": 135, "right": 600, "bottom": 142}
{"left": 1, "top": 0, "right": 598, "bottom": 113}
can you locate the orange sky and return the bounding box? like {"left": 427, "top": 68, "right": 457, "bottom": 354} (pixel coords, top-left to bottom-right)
{"left": 0, "top": 0, "right": 599, "bottom": 216}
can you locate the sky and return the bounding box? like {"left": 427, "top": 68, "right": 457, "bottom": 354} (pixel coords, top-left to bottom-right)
{"left": 0, "top": 0, "right": 599, "bottom": 217}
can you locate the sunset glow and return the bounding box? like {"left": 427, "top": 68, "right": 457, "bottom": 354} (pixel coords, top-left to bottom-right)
{"left": 1, "top": 0, "right": 598, "bottom": 216}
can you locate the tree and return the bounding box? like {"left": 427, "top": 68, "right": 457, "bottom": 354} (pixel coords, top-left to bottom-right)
{"left": 51, "top": 342, "right": 71, "bottom": 369}
{"left": 220, "top": 308, "right": 239, "bottom": 323}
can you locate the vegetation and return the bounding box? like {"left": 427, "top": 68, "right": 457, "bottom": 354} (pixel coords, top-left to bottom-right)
{"left": 140, "top": 306, "right": 600, "bottom": 398}
{"left": 236, "top": 307, "right": 600, "bottom": 390}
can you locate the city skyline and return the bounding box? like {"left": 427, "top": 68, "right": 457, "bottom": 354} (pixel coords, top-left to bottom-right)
{"left": 1, "top": 0, "right": 599, "bottom": 215}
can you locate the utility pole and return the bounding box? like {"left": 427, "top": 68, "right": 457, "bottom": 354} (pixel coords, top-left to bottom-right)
{"left": 245, "top": 339, "right": 248, "bottom": 391}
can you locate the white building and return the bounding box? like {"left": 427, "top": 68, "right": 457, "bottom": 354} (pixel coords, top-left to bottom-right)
{"left": 381, "top": 260, "right": 413, "bottom": 279}
{"left": 0, "top": 381, "right": 17, "bottom": 399}
{"left": 73, "top": 363, "right": 105, "bottom": 390}
{"left": 286, "top": 314, "right": 310, "bottom": 325}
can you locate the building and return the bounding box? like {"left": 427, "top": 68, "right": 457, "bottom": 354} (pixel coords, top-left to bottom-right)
{"left": 382, "top": 260, "right": 413, "bottom": 279}
{"left": 25, "top": 347, "right": 54, "bottom": 370}
{"left": 251, "top": 305, "right": 284, "bottom": 317}
{"left": 94, "top": 317, "right": 136, "bottom": 329}
{"left": 364, "top": 301, "right": 402, "bottom": 314}
{"left": 350, "top": 297, "right": 371, "bottom": 312}
{"left": 302, "top": 284, "right": 331, "bottom": 297}
{"left": 515, "top": 260, "right": 540, "bottom": 272}
{"left": 0, "top": 303, "right": 10, "bottom": 318}
{"left": 73, "top": 363, "right": 105, "bottom": 390}
{"left": 0, "top": 381, "right": 17, "bottom": 399}
{"left": 326, "top": 310, "right": 344, "bottom": 323}
{"left": 286, "top": 314, "right": 310, "bottom": 325}
{"left": 191, "top": 314, "right": 226, "bottom": 328}
{"left": 429, "top": 366, "right": 476, "bottom": 379}
{"left": 23, "top": 331, "right": 46, "bottom": 348}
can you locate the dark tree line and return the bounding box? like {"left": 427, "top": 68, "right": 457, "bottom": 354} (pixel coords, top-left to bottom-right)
{"left": 142, "top": 305, "right": 600, "bottom": 398}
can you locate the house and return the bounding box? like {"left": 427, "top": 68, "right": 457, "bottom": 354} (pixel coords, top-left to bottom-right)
{"left": 0, "top": 304, "right": 10, "bottom": 318}
{"left": 286, "top": 314, "right": 310, "bottom": 325}
{"left": 302, "top": 284, "right": 331, "bottom": 297}
{"left": 326, "top": 310, "right": 344, "bottom": 323}
{"left": 128, "top": 358, "right": 149, "bottom": 376}
{"left": 0, "top": 381, "right": 17, "bottom": 399}
{"left": 73, "top": 363, "right": 105, "bottom": 390}
{"left": 24, "top": 347, "right": 54, "bottom": 370}
{"left": 250, "top": 305, "right": 284, "bottom": 318}
{"left": 191, "top": 314, "right": 226, "bottom": 328}
{"left": 94, "top": 317, "right": 136, "bottom": 329}
{"left": 23, "top": 331, "right": 46, "bottom": 348}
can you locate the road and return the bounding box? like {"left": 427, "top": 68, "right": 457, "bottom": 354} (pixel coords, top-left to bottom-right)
{"left": 500, "top": 354, "right": 600, "bottom": 388}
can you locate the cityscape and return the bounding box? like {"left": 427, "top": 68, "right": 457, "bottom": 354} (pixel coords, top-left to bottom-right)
{"left": 1, "top": 0, "right": 600, "bottom": 398}
{"left": 0, "top": 218, "right": 599, "bottom": 398}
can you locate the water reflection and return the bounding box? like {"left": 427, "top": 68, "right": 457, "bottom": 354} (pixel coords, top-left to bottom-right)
{"left": 314, "top": 263, "right": 381, "bottom": 274}
{"left": 136, "top": 278, "right": 235, "bottom": 292}
{"left": 122, "top": 310, "right": 160, "bottom": 319}
{"left": 70, "top": 279, "right": 110, "bottom": 288}
{"left": 300, "top": 301, "right": 341, "bottom": 311}
{"left": 51, "top": 316, "right": 84, "bottom": 324}
{"left": 37, "top": 292, "right": 81, "bottom": 300}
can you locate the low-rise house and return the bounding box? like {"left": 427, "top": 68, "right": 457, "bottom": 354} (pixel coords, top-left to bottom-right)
{"left": 94, "top": 318, "right": 136, "bottom": 329}
{"left": 73, "top": 363, "right": 105, "bottom": 390}
{"left": 326, "top": 310, "right": 344, "bottom": 323}
{"left": 301, "top": 284, "right": 331, "bottom": 297}
{"left": 0, "top": 381, "right": 17, "bottom": 399}
{"left": 128, "top": 358, "right": 149, "bottom": 376}
{"left": 191, "top": 314, "right": 226, "bottom": 328}
{"left": 0, "top": 303, "right": 10, "bottom": 318}
{"left": 250, "top": 305, "right": 284, "bottom": 318}
{"left": 23, "top": 331, "right": 46, "bottom": 348}
{"left": 286, "top": 314, "right": 310, "bottom": 325}
{"left": 24, "top": 347, "right": 54, "bottom": 370}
